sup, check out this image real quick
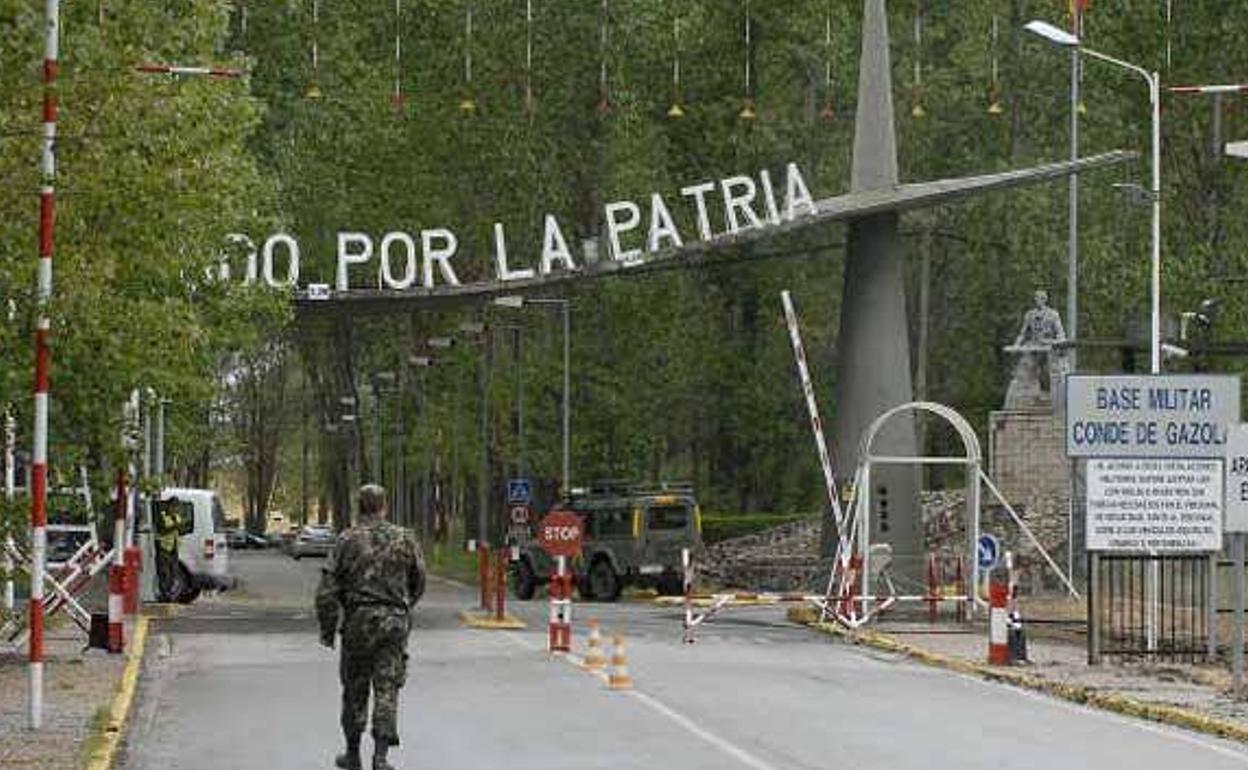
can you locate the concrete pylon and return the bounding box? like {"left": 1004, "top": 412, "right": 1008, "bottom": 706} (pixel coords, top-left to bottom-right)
{"left": 829, "top": 0, "right": 922, "bottom": 579}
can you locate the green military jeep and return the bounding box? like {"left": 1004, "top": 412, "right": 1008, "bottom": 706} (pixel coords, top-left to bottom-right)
{"left": 512, "top": 482, "right": 703, "bottom": 602}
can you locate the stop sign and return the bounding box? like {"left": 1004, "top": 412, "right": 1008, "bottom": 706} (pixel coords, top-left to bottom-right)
{"left": 536, "top": 509, "right": 584, "bottom": 558}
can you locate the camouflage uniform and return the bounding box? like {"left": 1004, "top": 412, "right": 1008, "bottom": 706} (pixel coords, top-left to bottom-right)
{"left": 316, "top": 520, "right": 426, "bottom": 747}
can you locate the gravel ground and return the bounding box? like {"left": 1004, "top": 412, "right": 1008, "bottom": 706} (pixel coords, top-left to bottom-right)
{"left": 0, "top": 584, "right": 127, "bottom": 770}
{"left": 871, "top": 615, "right": 1248, "bottom": 724}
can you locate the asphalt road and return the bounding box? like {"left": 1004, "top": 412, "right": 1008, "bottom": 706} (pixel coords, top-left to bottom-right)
{"left": 120, "top": 550, "right": 1248, "bottom": 770}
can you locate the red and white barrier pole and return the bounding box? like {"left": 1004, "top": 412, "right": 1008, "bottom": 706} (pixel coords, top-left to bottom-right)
{"left": 107, "top": 471, "right": 126, "bottom": 653}
{"left": 28, "top": 0, "right": 60, "bottom": 731}
{"left": 988, "top": 581, "right": 1010, "bottom": 666}
{"left": 548, "top": 555, "right": 571, "bottom": 653}
{"left": 478, "top": 542, "right": 490, "bottom": 611}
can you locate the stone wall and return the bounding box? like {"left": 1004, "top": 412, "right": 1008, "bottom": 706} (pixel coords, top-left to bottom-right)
{"left": 988, "top": 409, "right": 1071, "bottom": 509}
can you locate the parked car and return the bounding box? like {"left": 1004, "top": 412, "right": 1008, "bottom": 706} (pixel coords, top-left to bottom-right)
{"left": 225, "top": 528, "right": 269, "bottom": 550}
{"left": 513, "top": 481, "right": 703, "bottom": 602}
{"left": 289, "top": 524, "right": 336, "bottom": 560}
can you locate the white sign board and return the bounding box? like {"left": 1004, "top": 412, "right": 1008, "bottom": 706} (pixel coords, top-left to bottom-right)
{"left": 1086, "top": 458, "right": 1223, "bottom": 552}
{"left": 1224, "top": 424, "right": 1248, "bottom": 533}
{"left": 1066, "top": 375, "right": 1240, "bottom": 458}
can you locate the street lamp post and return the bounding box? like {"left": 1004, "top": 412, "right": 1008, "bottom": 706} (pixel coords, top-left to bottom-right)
{"left": 1027, "top": 19, "right": 1164, "bottom": 655}
{"left": 494, "top": 296, "right": 572, "bottom": 496}
{"left": 1026, "top": 20, "right": 1162, "bottom": 375}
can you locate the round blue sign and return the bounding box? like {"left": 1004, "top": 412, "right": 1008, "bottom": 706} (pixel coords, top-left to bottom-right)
{"left": 977, "top": 534, "right": 1001, "bottom": 571}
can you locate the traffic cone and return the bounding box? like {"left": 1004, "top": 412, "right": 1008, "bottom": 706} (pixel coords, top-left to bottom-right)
{"left": 581, "top": 620, "right": 606, "bottom": 671}
{"left": 607, "top": 633, "right": 634, "bottom": 690}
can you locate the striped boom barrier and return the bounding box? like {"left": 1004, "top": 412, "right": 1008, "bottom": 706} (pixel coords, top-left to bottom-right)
{"left": 1169, "top": 84, "right": 1248, "bottom": 95}
{"left": 136, "top": 63, "right": 244, "bottom": 79}
{"left": 780, "top": 291, "right": 844, "bottom": 531}
{"left": 29, "top": 0, "right": 60, "bottom": 731}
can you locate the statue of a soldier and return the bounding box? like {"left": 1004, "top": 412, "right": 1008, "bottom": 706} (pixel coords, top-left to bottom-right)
{"left": 1004, "top": 289, "right": 1067, "bottom": 408}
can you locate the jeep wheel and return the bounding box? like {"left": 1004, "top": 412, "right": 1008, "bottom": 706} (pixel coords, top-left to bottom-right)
{"left": 513, "top": 559, "right": 537, "bottom": 601}
{"left": 589, "top": 559, "right": 621, "bottom": 602}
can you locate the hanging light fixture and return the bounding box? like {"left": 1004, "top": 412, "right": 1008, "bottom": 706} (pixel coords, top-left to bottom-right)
{"left": 820, "top": 2, "right": 835, "bottom": 121}
{"left": 910, "top": 0, "right": 925, "bottom": 119}
{"left": 597, "top": 0, "right": 611, "bottom": 115}
{"left": 667, "top": 15, "right": 684, "bottom": 118}
{"left": 987, "top": 13, "right": 1004, "bottom": 115}
{"left": 1072, "top": 0, "right": 1088, "bottom": 116}
{"left": 524, "top": 0, "right": 535, "bottom": 115}
{"left": 390, "top": 0, "right": 405, "bottom": 111}
{"left": 459, "top": 0, "right": 477, "bottom": 114}
{"left": 306, "top": 0, "right": 323, "bottom": 100}
{"left": 739, "top": 0, "right": 756, "bottom": 120}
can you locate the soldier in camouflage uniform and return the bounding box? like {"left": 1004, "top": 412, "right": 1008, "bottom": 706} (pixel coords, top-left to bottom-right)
{"left": 316, "top": 484, "right": 426, "bottom": 770}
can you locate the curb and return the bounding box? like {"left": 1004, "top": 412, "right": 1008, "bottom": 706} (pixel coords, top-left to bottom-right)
{"left": 83, "top": 615, "right": 150, "bottom": 770}
{"left": 787, "top": 608, "right": 1248, "bottom": 745}
{"left": 458, "top": 610, "right": 526, "bottom": 630}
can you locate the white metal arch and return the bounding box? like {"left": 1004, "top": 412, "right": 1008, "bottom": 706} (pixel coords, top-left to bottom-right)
{"left": 853, "top": 401, "right": 983, "bottom": 608}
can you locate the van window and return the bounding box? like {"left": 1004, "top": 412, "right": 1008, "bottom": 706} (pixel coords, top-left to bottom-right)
{"left": 212, "top": 496, "right": 227, "bottom": 531}
{"left": 597, "top": 506, "right": 633, "bottom": 537}
{"left": 647, "top": 504, "right": 689, "bottom": 531}
{"left": 161, "top": 499, "right": 197, "bottom": 536}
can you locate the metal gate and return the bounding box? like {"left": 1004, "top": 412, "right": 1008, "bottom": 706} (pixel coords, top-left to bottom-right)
{"left": 1089, "top": 553, "right": 1214, "bottom": 663}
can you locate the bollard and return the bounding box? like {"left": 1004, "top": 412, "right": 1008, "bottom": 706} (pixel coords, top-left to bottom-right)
{"left": 547, "top": 556, "right": 572, "bottom": 653}
{"left": 988, "top": 581, "right": 1010, "bottom": 665}
{"left": 107, "top": 565, "right": 125, "bottom": 653}
{"left": 681, "top": 547, "right": 696, "bottom": 644}
{"left": 955, "top": 555, "right": 967, "bottom": 623}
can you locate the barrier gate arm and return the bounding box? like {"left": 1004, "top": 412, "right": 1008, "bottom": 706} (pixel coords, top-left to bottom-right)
{"left": 780, "top": 291, "right": 845, "bottom": 531}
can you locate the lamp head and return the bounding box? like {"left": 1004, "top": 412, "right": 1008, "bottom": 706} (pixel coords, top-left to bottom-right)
{"left": 1024, "top": 20, "right": 1080, "bottom": 47}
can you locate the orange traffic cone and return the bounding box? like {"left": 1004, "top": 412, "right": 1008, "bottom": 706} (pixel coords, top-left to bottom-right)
{"left": 581, "top": 620, "right": 606, "bottom": 671}
{"left": 607, "top": 633, "right": 634, "bottom": 690}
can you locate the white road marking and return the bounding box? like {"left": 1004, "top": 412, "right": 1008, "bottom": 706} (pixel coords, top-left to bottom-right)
{"left": 497, "top": 630, "right": 780, "bottom": 770}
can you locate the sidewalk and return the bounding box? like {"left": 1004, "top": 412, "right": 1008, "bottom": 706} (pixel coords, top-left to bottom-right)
{"left": 791, "top": 603, "right": 1248, "bottom": 741}
{"left": 0, "top": 619, "right": 128, "bottom": 769}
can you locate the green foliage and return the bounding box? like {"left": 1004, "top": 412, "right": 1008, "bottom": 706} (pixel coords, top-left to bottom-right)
{"left": 0, "top": 1, "right": 287, "bottom": 486}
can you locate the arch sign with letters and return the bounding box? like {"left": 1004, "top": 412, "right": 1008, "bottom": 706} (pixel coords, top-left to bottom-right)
{"left": 221, "top": 164, "right": 817, "bottom": 293}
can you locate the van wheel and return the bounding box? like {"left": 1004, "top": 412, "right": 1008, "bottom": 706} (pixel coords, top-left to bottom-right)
{"left": 589, "top": 559, "right": 621, "bottom": 602}
{"left": 513, "top": 559, "right": 537, "bottom": 601}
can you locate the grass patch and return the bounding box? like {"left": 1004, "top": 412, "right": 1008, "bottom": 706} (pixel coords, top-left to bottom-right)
{"left": 701, "top": 513, "right": 812, "bottom": 544}
{"left": 427, "top": 543, "right": 480, "bottom": 585}
{"left": 80, "top": 704, "right": 114, "bottom": 765}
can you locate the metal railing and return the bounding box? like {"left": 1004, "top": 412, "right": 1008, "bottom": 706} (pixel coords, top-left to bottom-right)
{"left": 1090, "top": 553, "right": 1213, "bottom": 662}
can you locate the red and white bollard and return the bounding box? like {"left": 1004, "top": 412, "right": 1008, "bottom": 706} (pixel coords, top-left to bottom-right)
{"left": 106, "top": 471, "right": 125, "bottom": 653}
{"left": 548, "top": 555, "right": 572, "bottom": 653}
{"left": 988, "top": 581, "right": 1010, "bottom": 666}
{"left": 107, "top": 564, "right": 124, "bottom": 653}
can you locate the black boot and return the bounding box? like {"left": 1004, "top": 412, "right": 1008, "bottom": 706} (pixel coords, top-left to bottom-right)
{"left": 373, "top": 738, "right": 395, "bottom": 770}
{"left": 335, "top": 735, "right": 362, "bottom": 770}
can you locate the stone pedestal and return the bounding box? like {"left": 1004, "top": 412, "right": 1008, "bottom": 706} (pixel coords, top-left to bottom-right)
{"left": 988, "top": 409, "right": 1070, "bottom": 507}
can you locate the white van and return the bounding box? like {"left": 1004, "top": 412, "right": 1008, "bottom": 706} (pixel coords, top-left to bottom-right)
{"left": 154, "top": 487, "right": 231, "bottom": 602}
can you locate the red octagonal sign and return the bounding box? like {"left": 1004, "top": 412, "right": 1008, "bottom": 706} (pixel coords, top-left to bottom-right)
{"left": 536, "top": 509, "right": 584, "bottom": 558}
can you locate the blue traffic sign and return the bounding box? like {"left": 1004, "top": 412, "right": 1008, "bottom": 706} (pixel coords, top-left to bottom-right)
{"left": 977, "top": 534, "right": 1001, "bottom": 572}
{"left": 507, "top": 478, "right": 533, "bottom": 504}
